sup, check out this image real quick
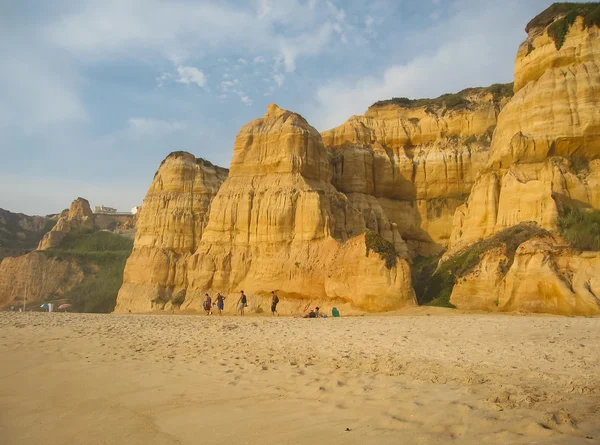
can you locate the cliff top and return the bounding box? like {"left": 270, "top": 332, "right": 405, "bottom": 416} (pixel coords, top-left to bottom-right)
{"left": 158, "top": 151, "right": 228, "bottom": 172}
{"left": 370, "top": 83, "right": 514, "bottom": 112}
{"left": 526, "top": 3, "right": 600, "bottom": 32}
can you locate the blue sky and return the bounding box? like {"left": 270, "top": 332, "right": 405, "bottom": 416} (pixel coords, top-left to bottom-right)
{"left": 0, "top": 0, "right": 556, "bottom": 215}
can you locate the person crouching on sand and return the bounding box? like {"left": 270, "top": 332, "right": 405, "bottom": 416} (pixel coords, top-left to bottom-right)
{"left": 271, "top": 291, "right": 279, "bottom": 316}
{"left": 203, "top": 293, "right": 212, "bottom": 315}
{"left": 237, "top": 290, "right": 247, "bottom": 316}
{"left": 216, "top": 293, "right": 226, "bottom": 315}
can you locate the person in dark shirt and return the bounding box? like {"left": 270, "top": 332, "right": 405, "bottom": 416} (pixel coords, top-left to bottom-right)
{"left": 271, "top": 291, "right": 280, "bottom": 316}
{"left": 216, "top": 293, "right": 226, "bottom": 315}
{"left": 237, "top": 290, "right": 247, "bottom": 316}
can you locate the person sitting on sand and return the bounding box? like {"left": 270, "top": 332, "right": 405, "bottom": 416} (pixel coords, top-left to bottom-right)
{"left": 303, "top": 308, "right": 317, "bottom": 318}
{"left": 271, "top": 291, "right": 279, "bottom": 316}
{"left": 237, "top": 291, "right": 247, "bottom": 316}
{"left": 203, "top": 294, "right": 212, "bottom": 315}
{"left": 314, "top": 306, "right": 320, "bottom": 317}
{"left": 216, "top": 293, "right": 226, "bottom": 315}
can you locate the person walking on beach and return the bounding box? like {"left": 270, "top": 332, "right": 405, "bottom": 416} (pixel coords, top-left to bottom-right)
{"left": 237, "top": 290, "right": 247, "bottom": 316}
{"left": 203, "top": 293, "right": 212, "bottom": 315}
{"left": 271, "top": 291, "right": 280, "bottom": 316}
{"left": 216, "top": 293, "right": 226, "bottom": 315}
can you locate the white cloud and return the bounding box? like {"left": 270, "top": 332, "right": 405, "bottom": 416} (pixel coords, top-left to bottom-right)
{"left": 219, "top": 78, "right": 252, "bottom": 105}
{"left": 44, "top": 0, "right": 346, "bottom": 75}
{"left": 253, "top": 56, "right": 265, "bottom": 63}
{"left": 273, "top": 73, "right": 285, "bottom": 88}
{"left": 310, "top": 0, "right": 534, "bottom": 130}
{"left": 175, "top": 65, "right": 207, "bottom": 87}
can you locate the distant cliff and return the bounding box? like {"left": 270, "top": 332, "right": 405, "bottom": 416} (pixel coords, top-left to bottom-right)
{"left": 0, "top": 209, "right": 55, "bottom": 260}
{"left": 0, "top": 198, "right": 134, "bottom": 312}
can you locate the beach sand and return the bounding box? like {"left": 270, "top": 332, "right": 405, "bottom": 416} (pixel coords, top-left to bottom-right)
{"left": 0, "top": 310, "right": 599, "bottom": 444}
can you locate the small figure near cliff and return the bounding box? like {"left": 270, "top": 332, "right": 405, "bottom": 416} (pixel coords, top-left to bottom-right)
{"left": 216, "top": 293, "right": 226, "bottom": 315}
{"left": 203, "top": 294, "right": 212, "bottom": 315}
{"left": 237, "top": 291, "right": 247, "bottom": 316}
{"left": 271, "top": 291, "right": 279, "bottom": 316}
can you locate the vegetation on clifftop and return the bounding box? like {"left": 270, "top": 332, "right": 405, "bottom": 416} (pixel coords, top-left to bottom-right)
{"left": 526, "top": 3, "right": 600, "bottom": 50}
{"left": 155, "top": 151, "right": 227, "bottom": 177}
{"left": 558, "top": 207, "right": 600, "bottom": 251}
{"left": 416, "top": 223, "right": 551, "bottom": 308}
{"left": 371, "top": 83, "right": 514, "bottom": 111}
{"left": 42, "top": 228, "right": 133, "bottom": 313}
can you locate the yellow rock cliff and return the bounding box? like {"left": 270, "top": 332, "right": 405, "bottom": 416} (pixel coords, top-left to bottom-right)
{"left": 445, "top": 7, "right": 600, "bottom": 314}
{"left": 115, "top": 105, "right": 416, "bottom": 313}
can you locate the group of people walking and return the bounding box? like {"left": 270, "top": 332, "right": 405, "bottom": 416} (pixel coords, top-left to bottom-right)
{"left": 202, "top": 290, "right": 280, "bottom": 316}
{"left": 201, "top": 290, "right": 339, "bottom": 318}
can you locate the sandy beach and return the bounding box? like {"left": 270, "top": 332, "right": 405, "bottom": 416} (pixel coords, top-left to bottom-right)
{"left": 1, "top": 311, "right": 599, "bottom": 444}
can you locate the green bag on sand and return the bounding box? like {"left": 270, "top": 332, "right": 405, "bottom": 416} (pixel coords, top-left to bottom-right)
{"left": 331, "top": 307, "right": 340, "bottom": 317}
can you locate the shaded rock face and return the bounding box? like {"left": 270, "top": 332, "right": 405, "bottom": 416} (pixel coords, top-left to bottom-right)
{"left": 0, "top": 252, "right": 85, "bottom": 309}
{"left": 446, "top": 12, "right": 600, "bottom": 315}
{"left": 115, "top": 105, "right": 416, "bottom": 313}
{"left": 0, "top": 209, "right": 55, "bottom": 259}
{"left": 37, "top": 198, "right": 95, "bottom": 250}
{"left": 322, "top": 90, "right": 503, "bottom": 255}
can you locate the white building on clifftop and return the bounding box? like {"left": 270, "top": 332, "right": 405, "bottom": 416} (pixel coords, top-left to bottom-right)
{"left": 94, "top": 205, "right": 117, "bottom": 214}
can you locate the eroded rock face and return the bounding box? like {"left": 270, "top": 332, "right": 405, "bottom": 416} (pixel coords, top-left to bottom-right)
{"left": 114, "top": 153, "right": 228, "bottom": 312}
{"left": 322, "top": 90, "right": 503, "bottom": 254}
{"left": 0, "top": 209, "right": 55, "bottom": 260}
{"left": 115, "top": 105, "right": 416, "bottom": 313}
{"left": 445, "top": 11, "right": 600, "bottom": 315}
{"left": 450, "top": 238, "right": 600, "bottom": 315}
{"left": 37, "top": 197, "right": 95, "bottom": 250}
{"left": 0, "top": 252, "right": 85, "bottom": 309}
{"left": 450, "top": 18, "right": 600, "bottom": 252}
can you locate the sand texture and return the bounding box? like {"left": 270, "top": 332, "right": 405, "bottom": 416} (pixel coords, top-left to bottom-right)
{"left": 1, "top": 311, "right": 599, "bottom": 444}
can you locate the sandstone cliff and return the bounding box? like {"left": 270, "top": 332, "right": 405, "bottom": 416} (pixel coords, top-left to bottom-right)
{"left": 0, "top": 252, "right": 85, "bottom": 309}
{"left": 0, "top": 197, "right": 134, "bottom": 312}
{"left": 322, "top": 85, "right": 511, "bottom": 255}
{"left": 451, "top": 237, "right": 600, "bottom": 315}
{"left": 115, "top": 105, "right": 416, "bottom": 313}
{"left": 442, "top": 5, "right": 600, "bottom": 314}
{"left": 451, "top": 11, "right": 600, "bottom": 251}
{"left": 0, "top": 208, "right": 55, "bottom": 260}
{"left": 38, "top": 197, "right": 95, "bottom": 250}
{"left": 115, "top": 153, "right": 228, "bottom": 311}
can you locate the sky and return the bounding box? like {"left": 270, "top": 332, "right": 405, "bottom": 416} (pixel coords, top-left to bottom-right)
{"left": 0, "top": 0, "right": 557, "bottom": 215}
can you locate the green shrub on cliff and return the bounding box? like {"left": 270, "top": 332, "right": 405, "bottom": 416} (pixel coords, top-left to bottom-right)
{"left": 527, "top": 3, "right": 600, "bottom": 50}
{"left": 365, "top": 231, "right": 398, "bottom": 269}
{"left": 558, "top": 207, "right": 600, "bottom": 251}
{"left": 417, "top": 223, "right": 551, "bottom": 308}
{"left": 42, "top": 229, "right": 133, "bottom": 313}
{"left": 370, "top": 83, "right": 513, "bottom": 111}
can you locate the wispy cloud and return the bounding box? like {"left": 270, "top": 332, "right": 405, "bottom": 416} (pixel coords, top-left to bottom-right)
{"left": 175, "top": 66, "right": 207, "bottom": 87}
{"left": 310, "top": 0, "right": 542, "bottom": 130}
